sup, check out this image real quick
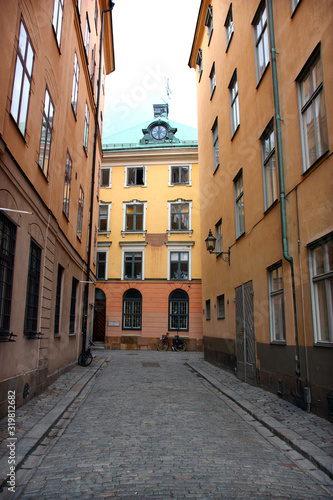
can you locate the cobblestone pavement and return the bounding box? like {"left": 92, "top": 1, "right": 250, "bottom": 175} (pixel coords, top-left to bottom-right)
{"left": 0, "top": 351, "right": 332, "bottom": 499}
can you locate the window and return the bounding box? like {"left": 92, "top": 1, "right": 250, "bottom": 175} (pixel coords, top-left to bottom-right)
{"left": 0, "top": 213, "right": 17, "bottom": 335}
{"left": 24, "top": 240, "right": 41, "bottom": 337}
{"left": 10, "top": 18, "right": 34, "bottom": 137}
{"left": 38, "top": 88, "right": 54, "bottom": 178}
{"left": 225, "top": 4, "right": 234, "bottom": 50}
{"left": 170, "top": 165, "right": 190, "bottom": 185}
{"left": 125, "top": 203, "right": 144, "bottom": 232}
{"left": 98, "top": 204, "right": 110, "bottom": 233}
{"left": 83, "top": 102, "right": 89, "bottom": 153}
{"left": 291, "top": 0, "right": 301, "bottom": 14}
{"left": 261, "top": 120, "right": 278, "bottom": 209}
{"left": 169, "top": 289, "right": 189, "bottom": 331}
{"left": 170, "top": 202, "right": 189, "bottom": 231}
{"left": 229, "top": 71, "right": 240, "bottom": 137}
{"left": 170, "top": 252, "right": 189, "bottom": 280}
{"left": 125, "top": 166, "right": 145, "bottom": 186}
{"left": 212, "top": 118, "right": 220, "bottom": 172}
{"left": 77, "top": 0, "right": 81, "bottom": 14}
{"left": 84, "top": 14, "right": 90, "bottom": 57}
{"left": 234, "top": 171, "right": 245, "bottom": 238}
{"left": 77, "top": 186, "right": 84, "bottom": 239}
{"left": 94, "top": 0, "right": 98, "bottom": 32}
{"left": 309, "top": 236, "right": 333, "bottom": 344}
{"left": 268, "top": 263, "right": 286, "bottom": 342}
{"left": 54, "top": 265, "right": 63, "bottom": 336}
{"left": 123, "top": 289, "right": 142, "bottom": 330}
{"left": 90, "top": 43, "right": 96, "bottom": 92}
{"left": 210, "top": 63, "right": 216, "bottom": 98}
{"left": 101, "top": 167, "right": 111, "bottom": 187}
{"left": 71, "top": 52, "right": 80, "bottom": 115}
{"left": 96, "top": 250, "right": 107, "bottom": 280}
{"left": 69, "top": 278, "right": 78, "bottom": 335}
{"left": 206, "top": 299, "right": 211, "bottom": 320}
{"left": 196, "top": 49, "right": 203, "bottom": 82}
{"left": 216, "top": 219, "right": 222, "bottom": 255}
{"left": 204, "top": 5, "right": 213, "bottom": 44}
{"left": 297, "top": 46, "right": 328, "bottom": 172}
{"left": 124, "top": 252, "right": 143, "bottom": 280}
{"left": 63, "top": 151, "right": 72, "bottom": 219}
{"left": 253, "top": 1, "right": 269, "bottom": 84}
{"left": 217, "top": 294, "right": 225, "bottom": 319}
{"left": 52, "top": 0, "right": 64, "bottom": 47}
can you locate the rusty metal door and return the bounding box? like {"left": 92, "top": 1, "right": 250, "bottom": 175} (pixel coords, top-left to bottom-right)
{"left": 236, "top": 281, "right": 256, "bottom": 384}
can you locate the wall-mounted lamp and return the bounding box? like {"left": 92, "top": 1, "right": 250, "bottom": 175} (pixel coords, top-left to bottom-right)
{"left": 205, "top": 229, "right": 230, "bottom": 264}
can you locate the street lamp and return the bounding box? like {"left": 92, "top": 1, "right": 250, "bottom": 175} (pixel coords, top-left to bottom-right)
{"left": 205, "top": 229, "right": 230, "bottom": 264}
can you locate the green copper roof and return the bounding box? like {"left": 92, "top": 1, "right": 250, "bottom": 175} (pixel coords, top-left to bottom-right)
{"left": 103, "top": 118, "right": 198, "bottom": 151}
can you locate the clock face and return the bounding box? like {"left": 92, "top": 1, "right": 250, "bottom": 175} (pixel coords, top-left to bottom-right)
{"left": 151, "top": 125, "right": 167, "bottom": 140}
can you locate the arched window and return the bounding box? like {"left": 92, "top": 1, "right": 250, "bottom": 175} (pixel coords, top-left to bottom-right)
{"left": 122, "top": 289, "right": 142, "bottom": 330}
{"left": 169, "top": 289, "right": 189, "bottom": 331}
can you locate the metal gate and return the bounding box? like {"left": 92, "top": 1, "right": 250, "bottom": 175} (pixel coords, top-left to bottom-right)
{"left": 235, "top": 281, "right": 257, "bottom": 384}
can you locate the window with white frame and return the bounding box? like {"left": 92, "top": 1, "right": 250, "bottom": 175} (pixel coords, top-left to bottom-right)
{"left": 125, "top": 166, "right": 146, "bottom": 186}
{"left": 261, "top": 120, "right": 278, "bottom": 210}
{"left": 71, "top": 52, "right": 80, "bottom": 115}
{"left": 52, "top": 0, "right": 64, "bottom": 48}
{"left": 84, "top": 14, "right": 90, "bottom": 57}
{"left": 83, "top": 102, "right": 89, "bottom": 153}
{"left": 196, "top": 49, "right": 203, "bottom": 82}
{"left": 225, "top": 4, "right": 234, "bottom": 50}
{"left": 98, "top": 203, "right": 111, "bottom": 233}
{"left": 169, "top": 165, "right": 190, "bottom": 186}
{"left": 309, "top": 236, "right": 333, "bottom": 344}
{"left": 206, "top": 299, "right": 211, "bottom": 320}
{"left": 90, "top": 43, "right": 96, "bottom": 92}
{"left": 101, "top": 167, "right": 111, "bottom": 187}
{"left": 253, "top": 0, "right": 269, "bottom": 84}
{"left": 297, "top": 46, "right": 328, "bottom": 172}
{"left": 268, "top": 263, "right": 286, "bottom": 342}
{"left": 38, "top": 87, "right": 54, "bottom": 178}
{"left": 217, "top": 294, "right": 225, "bottom": 319}
{"left": 10, "top": 18, "right": 34, "bottom": 137}
{"left": 234, "top": 170, "right": 245, "bottom": 238}
{"left": 204, "top": 5, "right": 213, "bottom": 44}
{"left": 63, "top": 151, "right": 72, "bottom": 219}
{"left": 212, "top": 118, "right": 220, "bottom": 173}
{"left": 121, "top": 244, "right": 146, "bottom": 280}
{"left": 124, "top": 202, "right": 146, "bottom": 232}
{"left": 210, "top": 63, "right": 216, "bottom": 98}
{"left": 216, "top": 219, "right": 222, "bottom": 255}
{"left": 168, "top": 201, "right": 191, "bottom": 233}
{"left": 77, "top": 186, "right": 84, "bottom": 240}
{"left": 229, "top": 70, "right": 240, "bottom": 137}
{"left": 94, "top": 0, "right": 98, "bottom": 32}
{"left": 96, "top": 245, "right": 109, "bottom": 280}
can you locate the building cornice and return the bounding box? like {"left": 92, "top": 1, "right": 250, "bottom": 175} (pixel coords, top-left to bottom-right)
{"left": 102, "top": 147, "right": 198, "bottom": 166}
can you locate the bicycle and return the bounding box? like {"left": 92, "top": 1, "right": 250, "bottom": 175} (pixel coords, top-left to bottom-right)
{"left": 157, "top": 332, "right": 186, "bottom": 352}
{"left": 78, "top": 340, "right": 94, "bottom": 366}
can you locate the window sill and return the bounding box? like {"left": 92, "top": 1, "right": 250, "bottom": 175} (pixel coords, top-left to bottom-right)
{"left": 264, "top": 199, "right": 279, "bottom": 215}
{"left": 302, "top": 148, "right": 330, "bottom": 177}
{"left": 210, "top": 86, "right": 216, "bottom": 100}
{"left": 98, "top": 230, "right": 111, "bottom": 238}
{"left": 225, "top": 32, "right": 234, "bottom": 53}
{"left": 121, "top": 230, "right": 146, "bottom": 238}
{"left": 270, "top": 341, "right": 286, "bottom": 345}
{"left": 231, "top": 124, "right": 240, "bottom": 141}
{"left": 314, "top": 342, "right": 333, "bottom": 348}
{"left": 167, "top": 230, "right": 193, "bottom": 237}
{"left": 256, "top": 62, "right": 270, "bottom": 89}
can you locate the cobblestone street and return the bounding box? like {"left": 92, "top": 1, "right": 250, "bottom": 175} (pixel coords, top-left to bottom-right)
{"left": 1, "top": 351, "right": 333, "bottom": 499}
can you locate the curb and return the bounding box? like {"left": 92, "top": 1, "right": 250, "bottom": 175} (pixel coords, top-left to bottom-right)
{"left": 187, "top": 362, "right": 333, "bottom": 481}
{"left": 0, "top": 357, "right": 106, "bottom": 490}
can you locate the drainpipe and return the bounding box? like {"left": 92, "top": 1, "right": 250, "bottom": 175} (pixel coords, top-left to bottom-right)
{"left": 267, "top": 0, "right": 301, "bottom": 383}
{"left": 82, "top": 3, "right": 114, "bottom": 353}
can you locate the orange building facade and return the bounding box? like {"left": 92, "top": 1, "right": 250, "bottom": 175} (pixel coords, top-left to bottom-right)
{"left": 97, "top": 105, "right": 203, "bottom": 350}
{"left": 189, "top": 0, "right": 332, "bottom": 418}
{"left": 0, "top": 0, "right": 114, "bottom": 416}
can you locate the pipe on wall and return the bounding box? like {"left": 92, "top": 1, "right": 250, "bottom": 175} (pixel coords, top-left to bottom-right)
{"left": 267, "top": 0, "right": 301, "bottom": 382}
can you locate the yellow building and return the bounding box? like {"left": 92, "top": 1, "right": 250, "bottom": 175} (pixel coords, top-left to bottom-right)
{"left": 189, "top": 1, "right": 332, "bottom": 418}
{"left": 97, "top": 104, "right": 203, "bottom": 350}
{"left": 0, "top": 0, "right": 114, "bottom": 416}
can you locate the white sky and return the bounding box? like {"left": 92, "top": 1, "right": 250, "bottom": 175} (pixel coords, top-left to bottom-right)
{"left": 103, "top": 0, "right": 201, "bottom": 139}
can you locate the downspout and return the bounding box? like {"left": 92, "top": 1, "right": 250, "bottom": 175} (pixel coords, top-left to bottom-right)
{"left": 267, "top": 0, "right": 301, "bottom": 383}
{"left": 82, "top": 3, "right": 114, "bottom": 353}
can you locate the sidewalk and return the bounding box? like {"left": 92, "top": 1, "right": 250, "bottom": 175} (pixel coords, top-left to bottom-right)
{"left": 1, "top": 351, "right": 332, "bottom": 492}
{"left": 0, "top": 355, "right": 107, "bottom": 489}
{"left": 187, "top": 358, "right": 333, "bottom": 480}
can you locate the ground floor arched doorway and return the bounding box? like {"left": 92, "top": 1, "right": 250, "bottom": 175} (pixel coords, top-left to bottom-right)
{"left": 93, "top": 288, "right": 106, "bottom": 342}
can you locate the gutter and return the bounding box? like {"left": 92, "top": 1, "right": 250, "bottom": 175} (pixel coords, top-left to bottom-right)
{"left": 267, "top": 0, "right": 301, "bottom": 381}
